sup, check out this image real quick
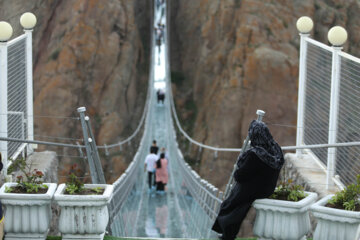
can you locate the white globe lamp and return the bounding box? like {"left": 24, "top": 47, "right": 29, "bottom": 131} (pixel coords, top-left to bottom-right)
{"left": 328, "top": 26, "right": 347, "bottom": 46}
{"left": 20, "top": 12, "right": 37, "bottom": 29}
{"left": 0, "top": 21, "right": 13, "bottom": 42}
{"left": 296, "top": 16, "right": 313, "bottom": 34}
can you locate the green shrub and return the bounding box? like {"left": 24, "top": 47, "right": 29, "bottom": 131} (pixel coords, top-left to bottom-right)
{"left": 328, "top": 175, "right": 360, "bottom": 211}
{"left": 269, "top": 179, "right": 306, "bottom": 202}
{"left": 64, "top": 164, "right": 84, "bottom": 194}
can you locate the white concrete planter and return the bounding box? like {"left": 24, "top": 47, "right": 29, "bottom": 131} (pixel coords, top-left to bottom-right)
{"left": 54, "top": 183, "right": 113, "bottom": 240}
{"left": 0, "top": 182, "right": 57, "bottom": 240}
{"left": 311, "top": 194, "right": 360, "bottom": 240}
{"left": 253, "top": 191, "right": 318, "bottom": 240}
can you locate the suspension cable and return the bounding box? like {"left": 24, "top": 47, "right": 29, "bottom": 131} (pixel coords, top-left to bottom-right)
{"left": 97, "top": 102, "right": 149, "bottom": 149}
{"left": 167, "top": 83, "right": 242, "bottom": 152}
{"left": 0, "top": 136, "right": 85, "bottom": 148}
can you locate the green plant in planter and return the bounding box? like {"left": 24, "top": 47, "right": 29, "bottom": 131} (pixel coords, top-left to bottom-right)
{"left": 64, "top": 164, "right": 104, "bottom": 195}
{"left": 64, "top": 164, "right": 84, "bottom": 194}
{"left": 327, "top": 174, "right": 360, "bottom": 211}
{"left": 5, "top": 157, "right": 48, "bottom": 194}
{"left": 269, "top": 179, "right": 306, "bottom": 202}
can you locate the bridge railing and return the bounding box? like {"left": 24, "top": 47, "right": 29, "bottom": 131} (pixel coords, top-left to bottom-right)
{"left": 296, "top": 20, "right": 360, "bottom": 188}
{"left": 0, "top": 21, "right": 35, "bottom": 174}
{"left": 107, "top": 10, "right": 155, "bottom": 230}
{"left": 163, "top": 10, "right": 221, "bottom": 237}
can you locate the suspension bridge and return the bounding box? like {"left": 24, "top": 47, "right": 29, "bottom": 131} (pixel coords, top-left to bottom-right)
{"left": 0, "top": 1, "right": 360, "bottom": 239}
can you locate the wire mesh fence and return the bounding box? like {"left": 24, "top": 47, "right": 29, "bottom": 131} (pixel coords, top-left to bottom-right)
{"left": 298, "top": 37, "right": 360, "bottom": 187}
{"left": 336, "top": 53, "right": 360, "bottom": 185}
{"left": 303, "top": 40, "right": 332, "bottom": 166}
{"left": 7, "top": 36, "right": 28, "bottom": 159}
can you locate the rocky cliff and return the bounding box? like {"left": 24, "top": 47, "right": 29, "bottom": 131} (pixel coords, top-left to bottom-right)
{"left": 169, "top": 0, "right": 360, "bottom": 189}
{"left": 0, "top": 0, "right": 151, "bottom": 182}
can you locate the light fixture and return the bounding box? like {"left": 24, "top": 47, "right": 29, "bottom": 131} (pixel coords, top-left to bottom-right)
{"left": 328, "top": 26, "right": 348, "bottom": 46}
{"left": 0, "top": 21, "right": 13, "bottom": 42}
{"left": 20, "top": 12, "right": 37, "bottom": 29}
{"left": 296, "top": 16, "right": 313, "bottom": 34}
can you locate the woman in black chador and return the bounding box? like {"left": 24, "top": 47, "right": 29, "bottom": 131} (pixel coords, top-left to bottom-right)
{"left": 212, "top": 120, "right": 284, "bottom": 240}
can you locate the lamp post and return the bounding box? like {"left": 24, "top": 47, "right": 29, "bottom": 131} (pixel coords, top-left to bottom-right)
{"left": 20, "top": 12, "right": 37, "bottom": 153}
{"left": 326, "top": 26, "right": 347, "bottom": 189}
{"left": 0, "top": 21, "right": 13, "bottom": 179}
{"left": 296, "top": 16, "right": 313, "bottom": 157}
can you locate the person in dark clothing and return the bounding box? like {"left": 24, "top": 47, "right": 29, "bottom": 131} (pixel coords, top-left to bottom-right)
{"left": 212, "top": 120, "right": 284, "bottom": 240}
{"left": 150, "top": 140, "right": 159, "bottom": 155}
{"left": 157, "top": 89, "right": 165, "bottom": 104}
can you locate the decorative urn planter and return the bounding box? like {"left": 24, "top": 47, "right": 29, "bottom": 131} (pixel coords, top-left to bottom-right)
{"left": 252, "top": 191, "right": 318, "bottom": 240}
{"left": 54, "top": 183, "right": 114, "bottom": 240}
{"left": 310, "top": 194, "right": 360, "bottom": 240}
{"left": 0, "top": 182, "right": 57, "bottom": 240}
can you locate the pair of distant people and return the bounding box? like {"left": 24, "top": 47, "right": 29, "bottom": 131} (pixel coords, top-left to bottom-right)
{"left": 155, "top": 23, "right": 165, "bottom": 53}
{"left": 157, "top": 89, "right": 165, "bottom": 104}
{"left": 144, "top": 140, "right": 168, "bottom": 193}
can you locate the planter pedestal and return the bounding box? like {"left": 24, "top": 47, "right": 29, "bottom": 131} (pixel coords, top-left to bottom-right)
{"left": 253, "top": 191, "right": 317, "bottom": 240}
{"left": 54, "top": 184, "right": 113, "bottom": 240}
{"left": 311, "top": 194, "right": 360, "bottom": 240}
{"left": 0, "top": 183, "right": 57, "bottom": 240}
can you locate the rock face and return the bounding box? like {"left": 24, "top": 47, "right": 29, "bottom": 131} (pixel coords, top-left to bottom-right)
{"left": 0, "top": 0, "right": 151, "bottom": 181}
{"left": 169, "top": 0, "right": 360, "bottom": 190}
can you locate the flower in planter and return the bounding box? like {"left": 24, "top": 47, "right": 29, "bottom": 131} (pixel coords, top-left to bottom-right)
{"left": 269, "top": 179, "right": 307, "bottom": 202}
{"left": 327, "top": 174, "right": 360, "bottom": 211}
{"left": 64, "top": 164, "right": 104, "bottom": 195}
{"left": 5, "top": 157, "right": 48, "bottom": 194}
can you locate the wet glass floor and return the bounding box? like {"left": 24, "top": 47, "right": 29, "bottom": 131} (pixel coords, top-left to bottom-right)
{"left": 110, "top": 85, "right": 216, "bottom": 238}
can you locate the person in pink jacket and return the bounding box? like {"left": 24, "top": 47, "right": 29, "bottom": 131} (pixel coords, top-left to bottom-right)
{"left": 155, "top": 153, "right": 168, "bottom": 193}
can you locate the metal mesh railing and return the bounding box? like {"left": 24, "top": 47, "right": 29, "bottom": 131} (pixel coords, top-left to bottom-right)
{"left": 299, "top": 36, "right": 360, "bottom": 187}
{"left": 7, "top": 36, "right": 28, "bottom": 159}
{"left": 336, "top": 53, "right": 360, "bottom": 185}
{"left": 303, "top": 39, "right": 332, "bottom": 166}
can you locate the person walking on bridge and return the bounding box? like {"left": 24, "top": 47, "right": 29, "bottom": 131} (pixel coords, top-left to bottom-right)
{"left": 155, "top": 153, "right": 168, "bottom": 194}
{"left": 212, "top": 120, "right": 284, "bottom": 240}
{"left": 150, "top": 140, "right": 159, "bottom": 155}
{"left": 145, "top": 148, "right": 158, "bottom": 191}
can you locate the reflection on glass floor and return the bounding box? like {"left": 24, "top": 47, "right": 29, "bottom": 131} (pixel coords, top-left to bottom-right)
{"left": 110, "top": 182, "right": 216, "bottom": 238}
{"left": 109, "top": 91, "right": 216, "bottom": 238}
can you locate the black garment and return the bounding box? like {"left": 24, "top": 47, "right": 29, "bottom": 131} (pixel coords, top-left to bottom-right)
{"left": 150, "top": 146, "right": 159, "bottom": 154}
{"left": 157, "top": 93, "right": 165, "bottom": 104}
{"left": 156, "top": 181, "right": 165, "bottom": 191}
{"left": 212, "top": 120, "right": 284, "bottom": 240}
{"left": 147, "top": 171, "right": 156, "bottom": 189}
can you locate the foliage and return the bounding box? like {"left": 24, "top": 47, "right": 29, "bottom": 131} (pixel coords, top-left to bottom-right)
{"left": 269, "top": 179, "right": 306, "bottom": 202}
{"left": 93, "top": 187, "right": 103, "bottom": 194}
{"left": 7, "top": 157, "right": 26, "bottom": 175}
{"left": 6, "top": 157, "right": 48, "bottom": 194}
{"left": 64, "top": 164, "right": 84, "bottom": 195}
{"left": 328, "top": 174, "right": 360, "bottom": 211}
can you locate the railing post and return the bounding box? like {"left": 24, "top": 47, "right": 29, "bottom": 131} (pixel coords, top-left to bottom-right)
{"left": 84, "top": 114, "right": 106, "bottom": 184}
{"left": 326, "top": 26, "right": 347, "bottom": 189}
{"left": 296, "top": 32, "right": 310, "bottom": 156}
{"left": 24, "top": 29, "right": 34, "bottom": 153}
{"left": 77, "top": 107, "right": 99, "bottom": 183}
{"left": 0, "top": 40, "right": 8, "bottom": 177}
{"left": 326, "top": 46, "right": 342, "bottom": 189}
